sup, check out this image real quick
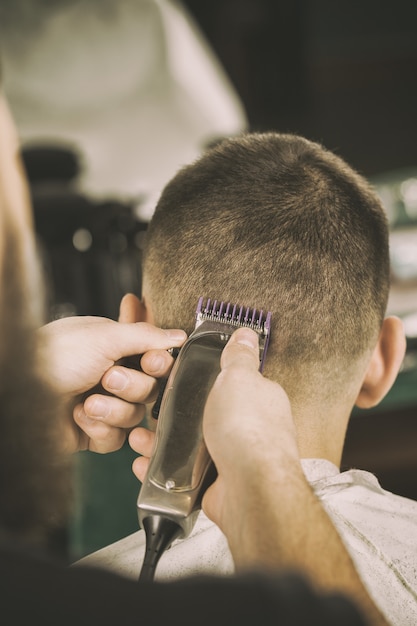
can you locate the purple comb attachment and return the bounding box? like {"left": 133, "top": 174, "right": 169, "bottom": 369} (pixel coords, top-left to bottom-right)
{"left": 196, "top": 297, "right": 271, "bottom": 332}
{"left": 195, "top": 297, "right": 272, "bottom": 372}
{"left": 196, "top": 296, "right": 272, "bottom": 372}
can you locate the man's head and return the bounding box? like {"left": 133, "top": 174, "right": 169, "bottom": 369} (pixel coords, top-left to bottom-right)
{"left": 143, "top": 132, "right": 403, "bottom": 411}
{"left": 0, "top": 89, "right": 71, "bottom": 549}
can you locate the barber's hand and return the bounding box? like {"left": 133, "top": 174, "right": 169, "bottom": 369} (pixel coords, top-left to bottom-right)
{"left": 202, "top": 332, "right": 391, "bottom": 626}
{"left": 38, "top": 295, "right": 186, "bottom": 454}
{"left": 200, "top": 329, "right": 298, "bottom": 538}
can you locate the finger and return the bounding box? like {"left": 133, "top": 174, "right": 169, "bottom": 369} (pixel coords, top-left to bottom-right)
{"left": 220, "top": 328, "right": 260, "bottom": 370}
{"left": 201, "top": 477, "right": 225, "bottom": 525}
{"left": 140, "top": 349, "right": 176, "bottom": 377}
{"left": 132, "top": 455, "right": 150, "bottom": 482}
{"left": 73, "top": 404, "right": 127, "bottom": 453}
{"left": 118, "top": 293, "right": 145, "bottom": 323}
{"left": 102, "top": 366, "right": 159, "bottom": 403}
{"left": 109, "top": 323, "right": 187, "bottom": 361}
{"left": 61, "top": 418, "right": 86, "bottom": 454}
{"left": 83, "top": 393, "right": 146, "bottom": 428}
{"left": 129, "top": 426, "right": 156, "bottom": 457}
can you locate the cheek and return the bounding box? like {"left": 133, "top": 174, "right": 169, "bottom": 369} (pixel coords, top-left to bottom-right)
{"left": 22, "top": 237, "right": 47, "bottom": 325}
{"left": 0, "top": 97, "right": 44, "bottom": 322}
{"left": 7, "top": 153, "right": 33, "bottom": 232}
{"left": 0, "top": 96, "right": 33, "bottom": 231}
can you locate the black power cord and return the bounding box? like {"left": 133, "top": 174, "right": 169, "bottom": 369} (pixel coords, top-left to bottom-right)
{"left": 138, "top": 516, "right": 183, "bottom": 582}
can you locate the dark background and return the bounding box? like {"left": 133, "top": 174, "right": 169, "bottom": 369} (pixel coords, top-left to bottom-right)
{"left": 183, "top": 0, "right": 417, "bottom": 178}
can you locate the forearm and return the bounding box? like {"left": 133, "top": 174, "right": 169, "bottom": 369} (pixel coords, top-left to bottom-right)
{"left": 229, "top": 466, "right": 389, "bottom": 626}
{"left": 203, "top": 331, "right": 389, "bottom": 626}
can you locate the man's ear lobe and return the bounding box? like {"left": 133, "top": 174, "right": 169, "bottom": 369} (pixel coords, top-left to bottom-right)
{"left": 355, "top": 316, "right": 406, "bottom": 409}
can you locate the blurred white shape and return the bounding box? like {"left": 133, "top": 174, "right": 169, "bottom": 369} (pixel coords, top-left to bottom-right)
{"left": 390, "top": 227, "right": 417, "bottom": 282}
{"left": 402, "top": 310, "right": 417, "bottom": 338}
{"left": 72, "top": 228, "right": 93, "bottom": 252}
{"left": 375, "top": 183, "right": 399, "bottom": 225}
{"left": 1, "top": 0, "right": 247, "bottom": 219}
{"left": 156, "top": 0, "right": 245, "bottom": 135}
{"left": 400, "top": 178, "right": 417, "bottom": 219}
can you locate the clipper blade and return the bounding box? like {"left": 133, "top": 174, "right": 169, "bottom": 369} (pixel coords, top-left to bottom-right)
{"left": 195, "top": 296, "right": 271, "bottom": 371}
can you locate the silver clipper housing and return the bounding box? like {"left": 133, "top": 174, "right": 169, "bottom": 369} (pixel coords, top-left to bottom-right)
{"left": 137, "top": 297, "right": 272, "bottom": 539}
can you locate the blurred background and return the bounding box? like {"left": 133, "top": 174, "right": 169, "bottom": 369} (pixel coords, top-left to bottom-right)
{"left": 0, "top": 0, "right": 416, "bottom": 560}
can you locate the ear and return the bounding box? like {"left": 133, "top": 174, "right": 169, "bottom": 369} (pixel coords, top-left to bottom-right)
{"left": 355, "top": 316, "right": 406, "bottom": 409}
{"left": 118, "top": 293, "right": 154, "bottom": 324}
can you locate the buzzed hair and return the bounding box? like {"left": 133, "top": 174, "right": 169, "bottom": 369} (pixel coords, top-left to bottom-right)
{"left": 143, "top": 132, "right": 389, "bottom": 395}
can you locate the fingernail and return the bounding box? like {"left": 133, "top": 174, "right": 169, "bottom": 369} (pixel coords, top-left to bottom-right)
{"left": 87, "top": 397, "right": 110, "bottom": 419}
{"left": 233, "top": 328, "right": 258, "bottom": 349}
{"left": 148, "top": 355, "right": 165, "bottom": 372}
{"left": 164, "top": 329, "right": 187, "bottom": 342}
{"left": 106, "top": 369, "right": 128, "bottom": 391}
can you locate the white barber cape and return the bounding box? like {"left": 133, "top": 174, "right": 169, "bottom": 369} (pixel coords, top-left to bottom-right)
{"left": 76, "top": 459, "right": 417, "bottom": 626}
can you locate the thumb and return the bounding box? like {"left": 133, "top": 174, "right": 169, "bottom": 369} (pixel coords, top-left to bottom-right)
{"left": 220, "top": 328, "right": 260, "bottom": 371}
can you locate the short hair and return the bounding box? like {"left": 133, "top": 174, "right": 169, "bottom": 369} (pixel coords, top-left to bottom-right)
{"left": 143, "top": 133, "right": 389, "bottom": 398}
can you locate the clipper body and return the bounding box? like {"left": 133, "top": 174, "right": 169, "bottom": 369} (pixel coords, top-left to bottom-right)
{"left": 137, "top": 297, "right": 271, "bottom": 540}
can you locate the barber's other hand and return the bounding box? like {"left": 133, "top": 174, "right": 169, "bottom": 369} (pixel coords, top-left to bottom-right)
{"left": 38, "top": 297, "right": 186, "bottom": 453}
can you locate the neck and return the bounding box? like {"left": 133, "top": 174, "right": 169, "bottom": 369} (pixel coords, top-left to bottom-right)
{"left": 292, "top": 403, "right": 352, "bottom": 468}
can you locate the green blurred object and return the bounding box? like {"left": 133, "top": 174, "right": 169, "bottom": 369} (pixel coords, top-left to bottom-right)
{"left": 70, "top": 442, "right": 140, "bottom": 561}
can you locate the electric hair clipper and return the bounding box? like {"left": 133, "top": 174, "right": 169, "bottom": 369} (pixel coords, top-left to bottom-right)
{"left": 137, "top": 297, "right": 271, "bottom": 580}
